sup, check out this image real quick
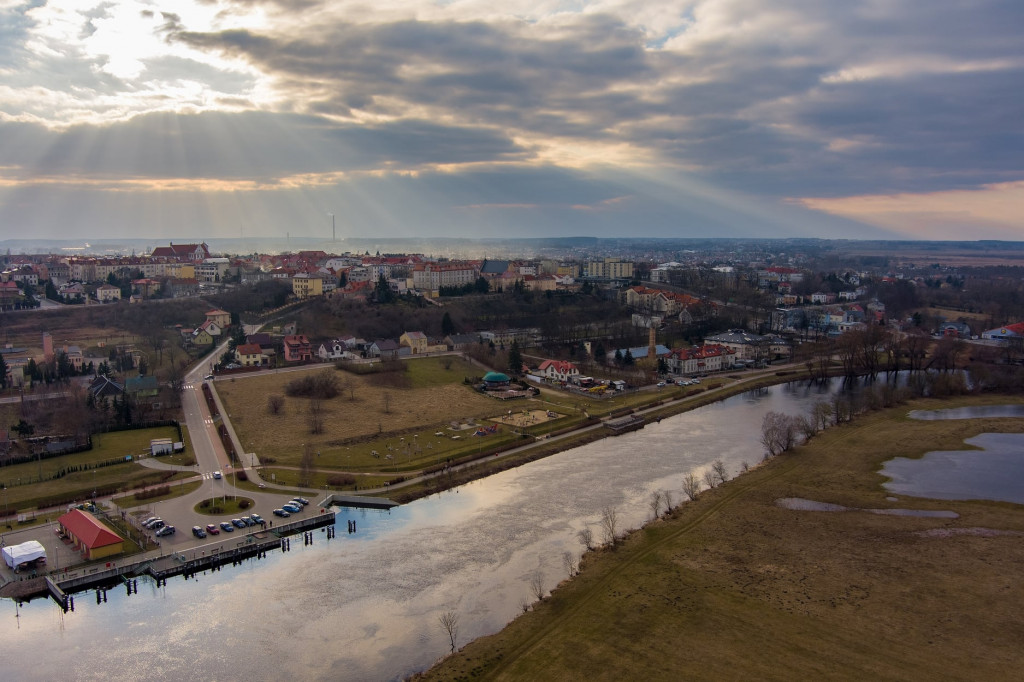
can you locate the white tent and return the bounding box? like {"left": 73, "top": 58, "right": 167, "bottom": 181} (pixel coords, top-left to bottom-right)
{"left": 2, "top": 540, "right": 46, "bottom": 569}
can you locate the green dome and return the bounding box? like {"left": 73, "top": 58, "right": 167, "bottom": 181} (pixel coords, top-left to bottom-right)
{"left": 483, "top": 371, "right": 511, "bottom": 382}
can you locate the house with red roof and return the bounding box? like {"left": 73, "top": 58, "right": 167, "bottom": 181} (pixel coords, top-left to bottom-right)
{"left": 205, "top": 308, "right": 231, "bottom": 328}
{"left": 150, "top": 242, "right": 210, "bottom": 263}
{"left": 536, "top": 359, "right": 580, "bottom": 383}
{"left": 236, "top": 343, "right": 266, "bottom": 367}
{"left": 58, "top": 508, "right": 124, "bottom": 561}
{"left": 282, "top": 335, "right": 313, "bottom": 363}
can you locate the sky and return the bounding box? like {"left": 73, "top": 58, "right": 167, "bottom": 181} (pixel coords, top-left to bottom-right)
{"left": 1, "top": 0, "right": 1022, "bottom": 242}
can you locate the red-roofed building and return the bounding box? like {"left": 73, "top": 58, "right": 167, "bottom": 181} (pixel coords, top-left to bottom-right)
{"left": 150, "top": 242, "right": 210, "bottom": 263}
{"left": 58, "top": 508, "right": 124, "bottom": 561}
{"left": 283, "top": 335, "right": 313, "bottom": 363}
{"left": 536, "top": 359, "right": 580, "bottom": 383}
{"left": 236, "top": 343, "right": 266, "bottom": 367}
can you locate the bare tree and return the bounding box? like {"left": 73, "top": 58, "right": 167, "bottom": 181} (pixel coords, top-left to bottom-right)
{"left": 662, "top": 490, "right": 673, "bottom": 516}
{"left": 577, "top": 527, "right": 594, "bottom": 551}
{"left": 267, "top": 394, "right": 284, "bottom": 415}
{"left": 382, "top": 391, "right": 392, "bottom": 414}
{"left": 682, "top": 472, "right": 701, "bottom": 501}
{"left": 308, "top": 397, "right": 324, "bottom": 434}
{"left": 529, "top": 571, "right": 545, "bottom": 601}
{"left": 761, "top": 411, "right": 799, "bottom": 457}
{"left": 740, "top": 461, "right": 750, "bottom": 473}
{"left": 600, "top": 507, "right": 619, "bottom": 546}
{"left": 702, "top": 470, "right": 718, "bottom": 490}
{"left": 439, "top": 610, "right": 459, "bottom": 654}
{"left": 299, "top": 442, "right": 315, "bottom": 487}
{"left": 795, "top": 414, "right": 818, "bottom": 441}
{"left": 712, "top": 459, "right": 728, "bottom": 485}
{"left": 813, "top": 401, "right": 832, "bottom": 431}
{"left": 519, "top": 596, "right": 531, "bottom": 613}
{"left": 648, "top": 491, "right": 663, "bottom": 521}
{"left": 562, "top": 551, "right": 578, "bottom": 578}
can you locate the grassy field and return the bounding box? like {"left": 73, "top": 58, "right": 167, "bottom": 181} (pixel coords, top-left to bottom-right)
{"left": 0, "top": 425, "right": 189, "bottom": 511}
{"left": 422, "top": 394, "right": 1024, "bottom": 681}
{"left": 217, "top": 357, "right": 735, "bottom": 478}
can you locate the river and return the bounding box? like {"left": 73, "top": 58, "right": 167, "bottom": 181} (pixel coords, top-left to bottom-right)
{"left": 0, "top": 378, "right": 852, "bottom": 681}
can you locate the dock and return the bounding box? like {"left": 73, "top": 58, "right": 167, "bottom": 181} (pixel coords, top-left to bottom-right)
{"left": 11, "top": 509, "right": 337, "bottom": 609}
{"left": 604, "top": 414, "right": 646, "bottom": 433}
{"left": 326, "top": 494, "right": 398, "bottom": 510}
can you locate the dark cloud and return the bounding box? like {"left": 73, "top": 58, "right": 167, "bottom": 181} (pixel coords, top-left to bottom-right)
{"left": 0, "top": 111, "right": 527, "bottom": 180}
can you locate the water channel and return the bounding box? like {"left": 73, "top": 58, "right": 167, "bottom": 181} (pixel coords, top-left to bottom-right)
{"left": 0, "top": 378, "right": 884, "bottom": 681}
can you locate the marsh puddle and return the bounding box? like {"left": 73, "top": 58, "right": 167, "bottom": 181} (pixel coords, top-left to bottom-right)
{"left": 881, "top": 433, "right": 1024, "bottom": 504}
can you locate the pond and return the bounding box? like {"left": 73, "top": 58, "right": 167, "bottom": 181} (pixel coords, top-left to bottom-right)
{"left": 882, "top": 432, "right": 1024, "bottom": 505}
{"left": 0, "top": 377, "right": 875, "bottom": 681}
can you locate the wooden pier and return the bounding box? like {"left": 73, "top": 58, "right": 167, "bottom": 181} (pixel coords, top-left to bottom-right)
{"left": 25, "top": 509, "right": 337, "bottom": 609}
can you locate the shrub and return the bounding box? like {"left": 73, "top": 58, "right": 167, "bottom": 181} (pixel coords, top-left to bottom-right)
{"left": 327, "top": 474, "right": 356, "bottom": 487}
{"left": 238, "top": 499, "right": 251, "bottom": 509}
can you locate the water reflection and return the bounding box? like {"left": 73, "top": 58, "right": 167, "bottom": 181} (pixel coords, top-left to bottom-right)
{"left": 882, "top": 432, "right": 1024, "bottom": 504}
{"left": 908, "top": 404, "right": 1024, "bottom": 420}
{"left": 0, "top": 377, "right": 872, "bottom": 681}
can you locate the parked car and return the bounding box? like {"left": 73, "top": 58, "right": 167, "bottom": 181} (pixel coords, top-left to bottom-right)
{"left": 273, "top": 508, "right": 290, "bottom": 518}
{"left": 231, "top": 518, "right": 247, "bottom": 529}
{"left": 220, "top": 522, "right": 235, "bottom": 532}
{"left": 206, "top": 523, "right": 220, "bottom": 535}
{"left": 656, "top": 381, "right": 666, "bottom": 388}
{"left": 192, "top": 526, "right": 207, "bottom": 538}
{"left": 250, "top": 513, "right": 264, "bottom": 524}
{"left": 148, "top": 519, "right": 165, "bottom": 530}
{"left": 141, "top": 516, "right": 160, "bottom": 527}
{"left": 293, "top": 497, "right": 310, "bottom": 506}
{"left": 155, "top": 525, "right": 175, "bottom": 537}
{"left": 282, "top": 503, "right": 302, "bottom": 513}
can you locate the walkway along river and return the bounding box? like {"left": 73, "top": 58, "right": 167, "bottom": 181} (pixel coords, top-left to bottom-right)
{"left": 0, "top": 378, "right": 859, "bottom": 681}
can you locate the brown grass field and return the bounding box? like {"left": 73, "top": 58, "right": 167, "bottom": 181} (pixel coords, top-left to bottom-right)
{"left": 421, "top": 394, "right": 1024, "bottom": 681}
{"left": 216, "top": 359, "right": 508, "bottom": 468}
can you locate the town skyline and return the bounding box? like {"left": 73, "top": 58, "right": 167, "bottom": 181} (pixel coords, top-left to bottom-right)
{"left": 1, "top": 1, "right": 1022, "bottom": 242}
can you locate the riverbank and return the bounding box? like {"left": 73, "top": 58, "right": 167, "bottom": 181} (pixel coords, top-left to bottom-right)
{"left": 419, "top": 394, "right": 1024, "bottom": 680}
{"left": 370, "top": 368, "right": 815, "bottom": 504}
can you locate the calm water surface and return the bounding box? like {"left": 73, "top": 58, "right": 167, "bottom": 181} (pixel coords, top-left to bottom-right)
{"left": 0, "top": 380, "right": 849, "bottom": 681}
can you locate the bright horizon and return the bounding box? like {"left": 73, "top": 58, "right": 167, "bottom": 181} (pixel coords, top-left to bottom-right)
{"left": 1, "top": 1, "right": 1023, "bottom": 242}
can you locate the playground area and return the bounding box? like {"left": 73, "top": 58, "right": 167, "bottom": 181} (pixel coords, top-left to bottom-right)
{"left": 490, "top": 409, "right": 560, "bottom": 428}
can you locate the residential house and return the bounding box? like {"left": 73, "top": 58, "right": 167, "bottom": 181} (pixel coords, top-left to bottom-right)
{"left": 150, "top": 242, "right": 211, "bottom": 263}
{"left": 940, "top": 321, "right": 972, "bottom": 338}
{"left": 196, "top": 319, "right": 222, "bottom": 342}
{"left": 60, "top": 345, "right": 85, "bottom": 372}
{"left": 399, "top": 331, "right": 429, "bottom": 354}
{"left": 88, "top": 375, "right": 124, "bottom": 399}
{"left": 445, "top": 333, "right": 479, "bottom": 350}
{"left": 292, "top": 273, "right": 324, "bottom": 299}
{"left": 536, "top": 359, "right": 580, "bottom": 383}
{"left": 189, "top": 326, "right": 214, "bottom": 347}
{"left": 368, "top": 339, "right": 401, "bottom": 359}
{"left": 246, "top": 333, "right": 278, "bottom": 362}
{"left": 205, "top": 309, "right": 231, "bottom": 328}
{"left": 125, "top": 375, "right": 160, "bottom": 399}
{"left": 282, "top": 335, "right": 313, "bottom": 363}
{"left": 95, "top": 284, "right": 121, "bottom": 303}
{"left": 235, "top": 343, "right": 266, "bottom": 367}
{"left": 317, "top": 340, "right": 356, "bottom": 362}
